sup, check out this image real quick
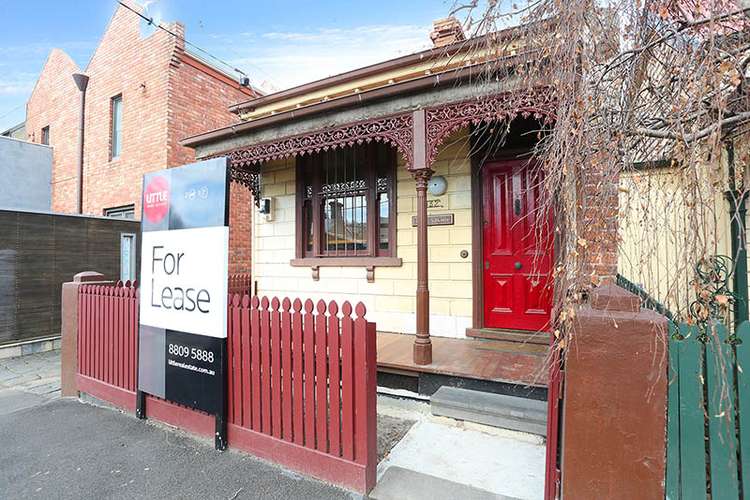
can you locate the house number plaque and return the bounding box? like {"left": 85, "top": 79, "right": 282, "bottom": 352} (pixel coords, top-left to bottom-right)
{"left": 411, "top": 213, "right": 455, "bottom": 227}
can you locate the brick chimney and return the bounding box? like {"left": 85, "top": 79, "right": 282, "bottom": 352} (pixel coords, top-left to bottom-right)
{"left": 430, "top": 17, "right": 466, "bottom": 48}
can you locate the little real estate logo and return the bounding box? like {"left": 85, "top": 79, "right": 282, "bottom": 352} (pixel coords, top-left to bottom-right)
{"left": 137, "top": 158, "right": 230, "bottom": 448}
{"left": 143, "top": 175, "right": 170, "bottom": 223}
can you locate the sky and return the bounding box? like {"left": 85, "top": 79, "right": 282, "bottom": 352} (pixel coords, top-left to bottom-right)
{"left": 0, "top": 0, "right": 454, "bottom": 132}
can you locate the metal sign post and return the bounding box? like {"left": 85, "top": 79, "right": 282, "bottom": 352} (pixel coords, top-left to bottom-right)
{"left": 135, "top": 158, "right": 230, "bottom": 450}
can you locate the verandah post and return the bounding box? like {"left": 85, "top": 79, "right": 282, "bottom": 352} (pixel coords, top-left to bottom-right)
{"left": 411, "top": 108, "right": 433, "bottom": 365}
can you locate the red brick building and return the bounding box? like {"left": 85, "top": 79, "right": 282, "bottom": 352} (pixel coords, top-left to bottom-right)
{"left": 24, "top": 2, "right": 258, "bottom": 273}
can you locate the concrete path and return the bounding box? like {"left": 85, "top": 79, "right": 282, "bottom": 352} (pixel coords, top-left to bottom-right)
{"left": 375, "top": 397, "right": 545, "bottom": 500}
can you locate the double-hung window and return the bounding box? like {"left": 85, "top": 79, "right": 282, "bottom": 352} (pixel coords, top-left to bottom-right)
{"left": 296, "top": 143, "right": 396, "bottom": 259}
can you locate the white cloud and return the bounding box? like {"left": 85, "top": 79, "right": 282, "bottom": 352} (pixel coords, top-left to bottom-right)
{"left": 212, "top": 23, "right": 433, "bottom": 92}
{"left": 0, "top": 73, "right": 37, "bottom": 96}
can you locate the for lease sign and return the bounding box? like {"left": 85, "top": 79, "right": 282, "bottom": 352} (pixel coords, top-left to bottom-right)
{"left": 140, "top": 227, "right": 228, "bottom": 337}
{"left": 137, "top": 158, "right": 229, "bottom": 417}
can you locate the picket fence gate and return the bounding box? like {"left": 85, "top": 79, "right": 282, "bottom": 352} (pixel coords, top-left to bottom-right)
{"left": 667, "top": 320, "right": 750, "bottom": 499}
{"left": 75, "top": 281, "right": 377, "bottom": 493}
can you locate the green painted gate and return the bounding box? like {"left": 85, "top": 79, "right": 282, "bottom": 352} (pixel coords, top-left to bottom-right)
{"left": 667, "top": 320, "right": 750, "bottom": 499}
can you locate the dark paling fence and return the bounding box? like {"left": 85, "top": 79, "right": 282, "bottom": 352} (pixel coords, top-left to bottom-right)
{"left": 667, "top": 320, "right": 750, "bottom": 499}
{"left": 0, "top": 209, "right": 139, "bottom": 346}
{"left": 76, "top": 283, "right": 378, "bottom": 494}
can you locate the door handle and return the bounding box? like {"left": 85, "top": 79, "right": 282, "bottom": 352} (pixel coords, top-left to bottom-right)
{"left": 514, "top": 261, "right": 522, "bottom": 270}
{"left": 514, "top": 198, "right": 522, "bottom": 216}
{"left": 484, "top": 261, "right": 490, "bottom": 270}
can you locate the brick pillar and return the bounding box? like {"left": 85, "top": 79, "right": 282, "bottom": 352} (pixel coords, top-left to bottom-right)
{"left": 228, "top": 181, "right": 252, "bottom": 275}
{"left": 579, "top": 164, "right": 619, "bottom": 283}
{"left": 60, "top": 271, "right": 111, "bottom": 397}
{"left": 561, "top": 284, "right": 667, "bottom": 500}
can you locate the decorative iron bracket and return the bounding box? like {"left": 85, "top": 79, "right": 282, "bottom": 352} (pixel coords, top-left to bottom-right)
{"left": 230, "top": 163, "right": 262, "bottom": 207}
{"left": 425, "top": 88, "right": 557, "bottom": 166}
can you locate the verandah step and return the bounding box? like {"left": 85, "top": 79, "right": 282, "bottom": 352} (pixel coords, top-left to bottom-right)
{"left": 430, "top": 386, "right": 547, "bottom": 436}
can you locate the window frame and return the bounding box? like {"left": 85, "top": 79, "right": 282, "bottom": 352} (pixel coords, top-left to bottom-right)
{"left": 292, "top": 143, "right": 400, "bottom": 268}
{"left": 41, "top": 126, "right": 50, "bottom": 146}
{"left": 119, "top": 232, "right": 137, "bottom": 282}
{"left": 103, "top": 204, "right": 135, "bottom": 219}
{"left": 110, "top": 94, "right": 123, "bottom": 160}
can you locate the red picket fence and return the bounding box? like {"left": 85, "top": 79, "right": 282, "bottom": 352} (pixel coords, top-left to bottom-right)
{"left": 226, "top": 296, "right": 377, "bottom": 491}
{"left": 77, "top": 281, "right": 139, "bottom": 411}
{"left": 74, "top": 282, "right": 377, "bottom": 493}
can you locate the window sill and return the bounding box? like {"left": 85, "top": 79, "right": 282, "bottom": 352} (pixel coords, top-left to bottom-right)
{"left": 290, "top": 257, "right": 402, "bottom": 267}
{"left": 290, "top": 257, "right": 402, "bottom": 282}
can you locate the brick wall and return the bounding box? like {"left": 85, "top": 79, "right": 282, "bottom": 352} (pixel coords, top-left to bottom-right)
{"left": 167, "top": 30, "right": 255, "bottom": 274}
{"left": 80, "top": 5, "right": 173, "bottom": 217}
{"left": 580, "top": 165, "right": 619, "bottom": 283}
{"left": 25, "top": 49, "right": 81, "bottom": 211}
{"left": 25, "top": 2, "right": 256, "bottom": 274}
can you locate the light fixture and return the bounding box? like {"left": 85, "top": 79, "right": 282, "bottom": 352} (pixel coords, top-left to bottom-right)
{"left": 428, "top": 175, "right": 448, "bottom": 196}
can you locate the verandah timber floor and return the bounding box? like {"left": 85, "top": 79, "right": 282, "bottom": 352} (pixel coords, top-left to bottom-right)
{"left": 376, "top": 332, "right": 549, "bottom": 388}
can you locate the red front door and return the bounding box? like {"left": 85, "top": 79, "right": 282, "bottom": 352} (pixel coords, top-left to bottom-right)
{"left": 482, "top": 160, "right": 553, "bottom": 331}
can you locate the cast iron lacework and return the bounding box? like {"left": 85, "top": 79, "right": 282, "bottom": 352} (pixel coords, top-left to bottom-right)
{"left": 424, "top": 89, "right": 557, "bottom": 166}
{"left": 223, "top": 89, "right": 556, "bottom": 202}
{"left": 222, "top": 113, "right": 414, "bottom": 169}
{"left": 687, "top": 255, "right": 738, "bottom": 343}
{"left": 230, "top": 164, "right": 262, "bottom": 208}
{"left": 321, "top": 179, "right": 367, "bottom": 196}
{"left": 222, "top": 113, "right": 413, "bottom": 205}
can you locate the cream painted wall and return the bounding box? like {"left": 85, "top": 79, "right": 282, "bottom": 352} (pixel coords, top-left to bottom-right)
{"left": 252, "top": 129, "right": 475, "bottom": 338}
{"left": 618, "top": 162, "right": 732, "bottom": 318}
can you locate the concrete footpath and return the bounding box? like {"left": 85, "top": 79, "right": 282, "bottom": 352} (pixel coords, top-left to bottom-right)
{"left": 0, "top": 394, "right": 353, "bottom": 499}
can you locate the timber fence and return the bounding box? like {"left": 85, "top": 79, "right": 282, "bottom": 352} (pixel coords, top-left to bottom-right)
{"left": 73, "top": 280, "right": 377, "bottom": 493}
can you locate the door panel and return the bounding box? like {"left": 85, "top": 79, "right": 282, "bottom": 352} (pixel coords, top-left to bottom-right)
{"left": 482, "top": 161, "right": 552, "bottom": 331}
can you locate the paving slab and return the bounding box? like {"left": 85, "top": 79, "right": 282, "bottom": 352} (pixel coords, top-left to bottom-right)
{"left": 0, "top": 368, "right": 23, "bottom": 385}
{"left": 371, "top": 466, "right": 518, "bottom": 500}
{"left": 0, "top": 350, "right": 61, "bottom": 397}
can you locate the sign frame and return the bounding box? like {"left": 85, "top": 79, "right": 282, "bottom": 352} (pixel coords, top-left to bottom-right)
{"left": 135, "top": 157, "right": 230, "bottom": 451}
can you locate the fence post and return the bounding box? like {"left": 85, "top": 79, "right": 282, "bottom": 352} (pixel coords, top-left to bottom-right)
{"left": 60, "top": 271, "right": 110, "bottom": 397}
{"left": 561, "top": 283, "right": 668, "bottom": 500}
{"left": 363, "top": 320, "right": 378, "bottom": 492}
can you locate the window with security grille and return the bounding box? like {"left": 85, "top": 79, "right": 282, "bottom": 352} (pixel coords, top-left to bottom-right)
{"left": 297, "top": 143, "right": 396, "bottom": 258}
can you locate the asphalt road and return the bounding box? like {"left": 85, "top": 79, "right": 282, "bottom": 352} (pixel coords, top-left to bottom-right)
{"left": 0, "top": 392, "right": 355, "bottom": 500}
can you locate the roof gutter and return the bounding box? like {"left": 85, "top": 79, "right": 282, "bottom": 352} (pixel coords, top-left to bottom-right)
{"left": 181, "top": 52, "right": 533, "bottom": 149}
{"left": 227, "top": 34, "right": 498, "bottom": 114}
